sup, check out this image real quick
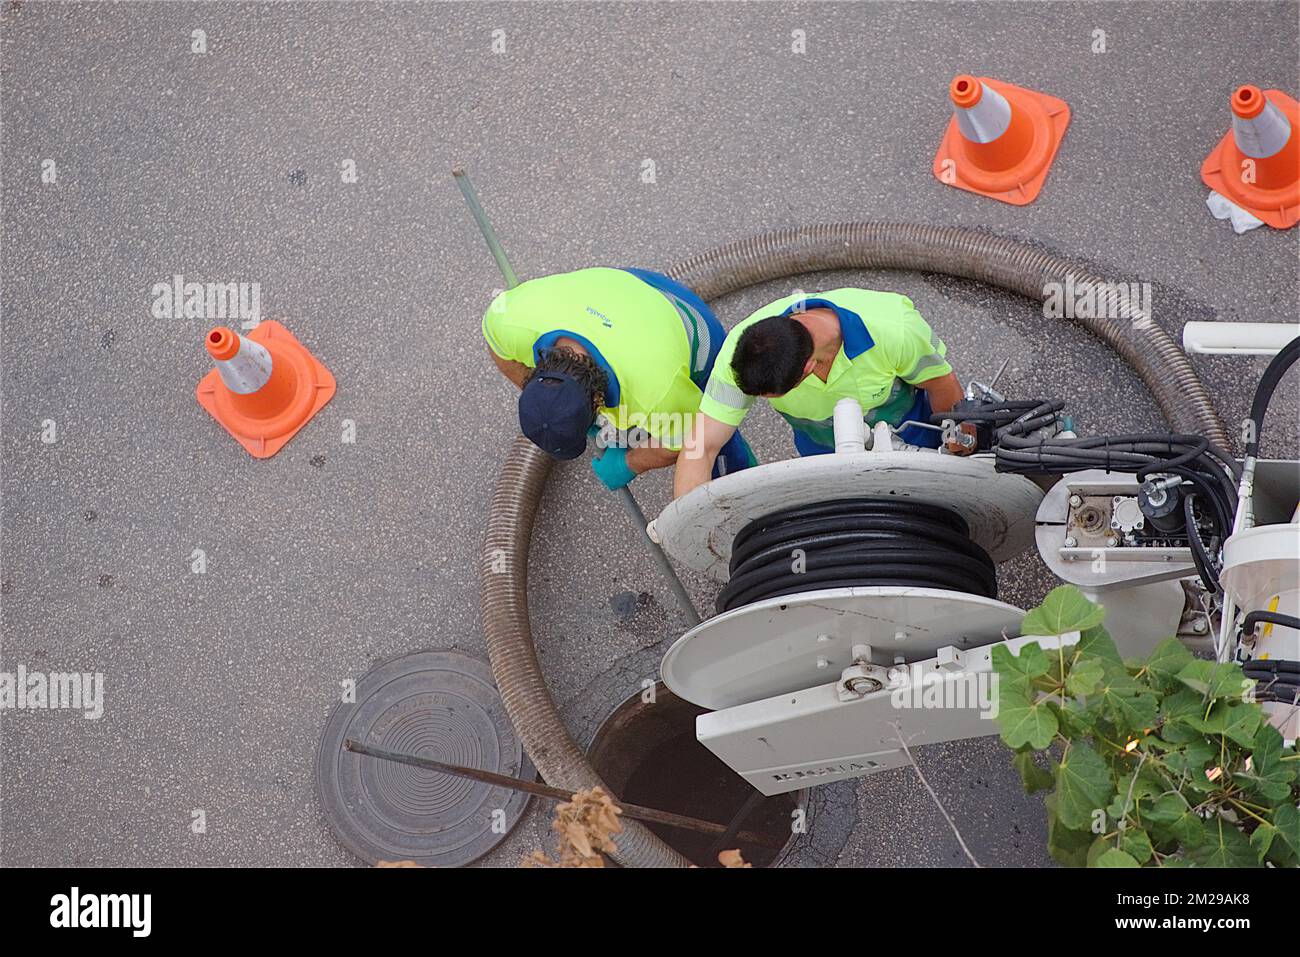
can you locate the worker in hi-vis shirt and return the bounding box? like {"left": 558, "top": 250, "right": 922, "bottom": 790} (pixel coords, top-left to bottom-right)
{"left": 674, "top": 288, "right": 969, "bottom": 499}
{"left": 483, "top": 267, "right": 756, "bottom": 489}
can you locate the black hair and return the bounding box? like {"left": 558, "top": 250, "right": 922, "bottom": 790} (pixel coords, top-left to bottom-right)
{"left": 527, "top": 346, "right": 609, "bottom": 411}
{"left": 731, "top": 315, "right": 814, "bottom": 396}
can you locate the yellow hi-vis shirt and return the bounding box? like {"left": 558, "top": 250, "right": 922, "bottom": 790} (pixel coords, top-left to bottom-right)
{"left": 698, "top": 289, "right": 952, "bottom": 448}
{"left": 482, "top": 268, "right": 706, "bottom": 449}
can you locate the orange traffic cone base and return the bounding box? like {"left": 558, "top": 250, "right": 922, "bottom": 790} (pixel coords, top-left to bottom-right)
{"left": 933, "top": 78, "right": 1071, "bottom": 206}
{"left": 196, "top": 320, "right": 336, "bottom": 458}
{"left": 1200, "top": 89, "right": 1300, "bottom": 230}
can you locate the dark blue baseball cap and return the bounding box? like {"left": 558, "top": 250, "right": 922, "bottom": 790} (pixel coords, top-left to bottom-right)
{"left": 518, "top": 371, "right": 595, "bottom": 460}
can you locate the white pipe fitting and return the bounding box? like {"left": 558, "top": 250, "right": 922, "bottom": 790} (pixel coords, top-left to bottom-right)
{"left": 833, "top": 397, "right": 866, "bottom": 453}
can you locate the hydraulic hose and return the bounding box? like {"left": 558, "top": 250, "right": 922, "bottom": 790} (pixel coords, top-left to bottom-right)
{"left": 1244, "top": 335, "right": 1300, "bottom": 459}
{"left": 480, "top": 223, "right": 1230, "bottom": 868}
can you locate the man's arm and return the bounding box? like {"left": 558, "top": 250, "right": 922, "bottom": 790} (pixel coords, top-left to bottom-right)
{"left": 919, "top": 370, "right": 963, "bottom": 413}
{"left": 673, "top": 412, "right": 736, "bottom": 499}
{"left": 488, "top": 346, "right": 531, "bottom": 389}
{"left": 627, "top": 444, "right": 678, "bottom": 474}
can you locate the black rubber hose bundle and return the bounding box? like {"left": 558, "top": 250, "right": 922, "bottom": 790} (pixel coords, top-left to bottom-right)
{"left": 716, "top": 498, "right": 997, "bottom": 613}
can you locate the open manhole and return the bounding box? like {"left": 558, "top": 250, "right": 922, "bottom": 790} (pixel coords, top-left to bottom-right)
{"left": 587, "top": 683, "right": 806, "bottom": 867}
{"left": 317, "top": 649, "right": 534, "bottom": 867}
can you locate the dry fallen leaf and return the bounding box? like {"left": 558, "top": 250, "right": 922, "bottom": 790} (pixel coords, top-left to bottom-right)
{"left": 522, "top": 787, "right": 624, "bottom": 868}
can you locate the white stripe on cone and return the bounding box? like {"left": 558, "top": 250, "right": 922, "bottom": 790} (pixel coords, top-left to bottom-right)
{"left": 1232, "top": 97, "right": 1292, "bottom": 159}
{"left": 954, "top": 81, "right": 1012, "bottom": 143}
{"left": 215, "top": 334, "right": 273, "bottom": 394}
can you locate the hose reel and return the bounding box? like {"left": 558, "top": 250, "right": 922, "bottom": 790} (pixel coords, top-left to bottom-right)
{"left": 718, "top": 497, "right": 997, "bottom": 614}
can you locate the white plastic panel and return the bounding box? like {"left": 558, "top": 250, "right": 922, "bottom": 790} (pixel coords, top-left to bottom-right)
{"left": 661, "top": 586, "right": 1025, "bottom": 710}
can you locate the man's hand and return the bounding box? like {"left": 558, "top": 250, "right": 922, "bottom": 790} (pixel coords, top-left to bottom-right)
{"left": 591, "top": 446, "right": 637, "bottom": 490}
{"left": 590, "top": 443, "right": 677, "bottom": 490}
{"left": 673, "top": 412, "right": 736, "bottom": 499}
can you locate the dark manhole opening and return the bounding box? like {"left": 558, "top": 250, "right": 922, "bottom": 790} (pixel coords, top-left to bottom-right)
{"left": 587, "top": 683, "right": 805, "bottom": 867}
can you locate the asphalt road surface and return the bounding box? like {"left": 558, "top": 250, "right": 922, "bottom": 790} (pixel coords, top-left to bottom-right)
{"left": 2, "top": 1, "right": 1297, "bottom": 867}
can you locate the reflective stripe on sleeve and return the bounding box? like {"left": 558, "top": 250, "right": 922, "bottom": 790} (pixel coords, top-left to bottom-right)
{"left": 705, "top": 377, "right": 754, "bottom": 411}
{"left": 904, "top": 352, "right": 951, "bottom": 381}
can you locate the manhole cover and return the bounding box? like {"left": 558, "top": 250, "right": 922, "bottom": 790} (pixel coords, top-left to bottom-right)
{"left": 317, "top": 650, "right": 533, "bottom": 867}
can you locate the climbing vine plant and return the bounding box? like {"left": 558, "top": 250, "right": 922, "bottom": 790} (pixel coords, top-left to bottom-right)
{"left": 993, "top": 585, "right": 1300, "bottom": 867}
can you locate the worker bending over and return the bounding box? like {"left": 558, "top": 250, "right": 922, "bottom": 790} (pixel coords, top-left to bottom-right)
{"left": 675, "top": 288, "right": 967, "bottom": 499}
{"left": 483, "top": 267, "right": 755, "bottom": 489}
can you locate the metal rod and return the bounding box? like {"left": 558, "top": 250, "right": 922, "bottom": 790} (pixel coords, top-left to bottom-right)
{"left": 451, "top": 164, "right": 519, "bottom": 290}
{"left": 704, "top": 788, "right": 766, "bottom": 860}
{"left": 343, "top": 739, "right": 781, "bottom": 850}
{"left": 613, "top": 485, "right": 701, "bottom": 626}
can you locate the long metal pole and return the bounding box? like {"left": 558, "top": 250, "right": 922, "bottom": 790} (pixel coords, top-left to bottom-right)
{"left": 613, "top": 484, "right": 701, "bottom": 626}
{"left": 452, "top": 165, "right": 519, "bottom": 290}
{"left": 452, "top": 165, "right": 701, "bottom": 626}
{"left": 343, "top": 739, "right": 780, "bottom": 850}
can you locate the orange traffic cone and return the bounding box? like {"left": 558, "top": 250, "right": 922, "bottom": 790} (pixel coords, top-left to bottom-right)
{"left": 1201, "top": 85, "right": 1300, "bottom": 230}
{"left": 933, "top": 74, "right": 1070, "bottom": 206}
{"left": 196, "top": 321, "right": 336, "bottom": 458}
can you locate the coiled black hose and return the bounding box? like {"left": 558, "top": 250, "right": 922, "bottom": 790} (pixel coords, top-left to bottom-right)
{"left": 716, "top": 498, "right": 997, "bottom": 613}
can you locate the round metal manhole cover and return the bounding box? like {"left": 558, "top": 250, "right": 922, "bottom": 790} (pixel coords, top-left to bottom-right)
{"left": 317, "top": 650, "right": 533, "bottom": 867}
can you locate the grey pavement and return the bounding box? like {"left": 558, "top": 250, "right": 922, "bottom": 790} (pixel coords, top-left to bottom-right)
{"left": 1, "top": 1, "right": 1297, "bottom": 867}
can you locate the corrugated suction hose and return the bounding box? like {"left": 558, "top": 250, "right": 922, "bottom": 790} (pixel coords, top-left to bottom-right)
{"left": 479, "top": 224, "right": 1229, "bottom": 869}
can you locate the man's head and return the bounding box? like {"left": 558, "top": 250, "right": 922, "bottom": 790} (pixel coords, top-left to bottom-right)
{"left": 518, "top": 347, "right": 608, "bottom": 459}
{"left": 731, "top": 315, "right": 815, "bottom": 397}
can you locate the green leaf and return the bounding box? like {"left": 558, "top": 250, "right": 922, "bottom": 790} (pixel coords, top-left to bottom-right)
{"left": 1184, "top": 701, "right": 1262, "bottom": 748}
{"left": 1021, "top": 586, "right": 1106, "bottom": 637}
{"left": 996, "top": 683, "right": 1058, "bottom": 751}
{"left": 1144, "top": 638, "right": 1194, "bottom": 684}
{"left": 1237, "top": 723, "right": 1298, "bottom": 803}
{"left": 1160, "top": 687, "right": 1204, "bottom": 722}
{"left": 1120, "top": 827, "right": 1155, "bottom": 864}
{"left": 1055, "top": 697, "right": 1098, "bottom": 737}
{"left": 1045, "top": 793, "right": 1093, "bottom": 868}
{"left": 1108, "top": 691, "right": 1160, "bottom": 733}
{"left": 1074, "top": 624, "right": 1124, "bottom": 667}
{"left": 1186, "top": 814, "right": 1260, "bottom": 867}
{"left": 1146, "top": 793, "right": 1191, "bottom": 823}
{"left": 1013, "top": 750, "right": 1054, "bottom": 793}
{"left": 1164, "top": 738, "right": 1220, "bottom": 791}
{"left": 1066, "top": 657, "right": 1106, "bottom": 697}
{"left": 1272, "top": 801, "right": 1300, "bottom": 858}
{"left": 1055, "top": 742, "right": 1114, "bottom": 831}
{"left": 991, "top": 641, "right": 1051, "bottom": 680}
{"left": 1250, "top": 820, "right": 1277, "bottom": 861}
{"left": 1176, "top": 660, "right": 1253, "bottom": 701}
{"left": 1091, "top": 668, "right": 1159, "bottom": 732}
{"left": 1094, "top": 848, "right": 1141, "bottom": 868}
{"left": 1107, "top": 770, "right": 1160, "bottom": 821}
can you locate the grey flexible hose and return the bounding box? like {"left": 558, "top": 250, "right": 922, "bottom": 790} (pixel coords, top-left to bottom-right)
{"left": 480, "top": 223, "right": 1229, "bottom": 870}
{"left": 481, "top": 436, "right": 692, "bottom": 867}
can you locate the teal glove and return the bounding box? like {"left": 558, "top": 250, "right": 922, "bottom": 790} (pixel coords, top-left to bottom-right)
{"left": 591, "top": 446, "right": 637, "bottom": 490}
